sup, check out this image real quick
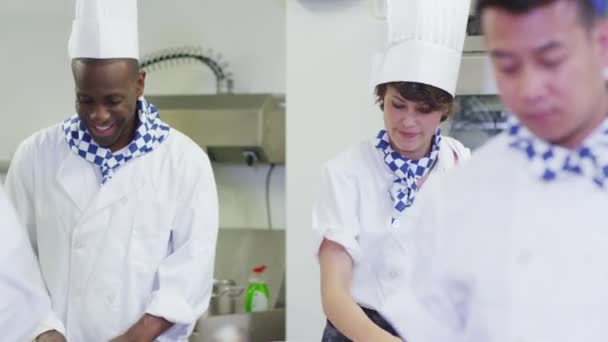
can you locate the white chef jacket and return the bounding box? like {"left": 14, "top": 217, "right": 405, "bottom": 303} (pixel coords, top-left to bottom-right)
{"left": 0, "top": 183, "right": 52, "bottom": 342}
{"left": 5, "top": 124, "right": 219, "bottom": 342}
{"left": 312, "top": 136, "right": 470, "bottom": 311}
{"left": 380, "top": 132, "right": 608, "bottom": 342}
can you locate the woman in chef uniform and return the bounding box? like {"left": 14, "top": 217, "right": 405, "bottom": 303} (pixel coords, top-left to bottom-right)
{"left": 312, "top": 0, "right": 471, "bottom": 341}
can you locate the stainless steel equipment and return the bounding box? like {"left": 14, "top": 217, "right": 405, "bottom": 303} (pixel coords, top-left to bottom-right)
{"left": 446, "top": 95, "right": 507, "bottom": 150}
{"left": 192, "top": 309, "right": 286, "bottom": 342}
{"left": 146, "top": 94, "right": 285, "bottom": 165}
{"left": 446, "top": 3, "right": 507, "bottom": 149}
{"left": 140, "top": 48, "right": 286, "bottom": 164}
{"left": 455, "top": 3, "right": 498, "bottom": 96}
{"left": 189, "top": 229, "right": 286, "bottom": 342}
{"left": 210, "top": 279, "right": 245, "bottom": 316}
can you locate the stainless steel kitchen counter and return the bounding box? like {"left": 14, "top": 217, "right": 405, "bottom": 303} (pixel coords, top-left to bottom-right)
{"left": 190, "top": 309, "right": 285, "bottom": 342}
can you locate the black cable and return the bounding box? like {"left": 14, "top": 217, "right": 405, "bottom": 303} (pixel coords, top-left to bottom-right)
{"left": 265, "top": 164, "right": 276, "bottom": 230}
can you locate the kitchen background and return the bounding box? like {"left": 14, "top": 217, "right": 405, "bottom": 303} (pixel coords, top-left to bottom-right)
{"left": 1, "top": 0, "right": 286, "bottom": 341}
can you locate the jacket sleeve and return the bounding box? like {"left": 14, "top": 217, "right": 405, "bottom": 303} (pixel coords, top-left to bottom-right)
{"left": 311, "top": 164, "right": 363, "bottom": 263}
{"left": 4, "top": 140, "right": 67, "bottom": 339}
{"left": 145, "top": 150, "right": 219, "bottom": 341}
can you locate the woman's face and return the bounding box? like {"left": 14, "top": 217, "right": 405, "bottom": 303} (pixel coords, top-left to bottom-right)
{"left": 383, "top": 85, "right": 445, "bottom": 159}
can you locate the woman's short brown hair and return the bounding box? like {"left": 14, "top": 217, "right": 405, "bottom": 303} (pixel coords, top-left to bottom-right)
{"left": 375, "top": 82, "right": 455, "bottom": 122}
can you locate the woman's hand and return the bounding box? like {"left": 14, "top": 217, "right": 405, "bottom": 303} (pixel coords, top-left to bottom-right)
{"left": 320, "top": 239, "right": 399, "bottom": 342}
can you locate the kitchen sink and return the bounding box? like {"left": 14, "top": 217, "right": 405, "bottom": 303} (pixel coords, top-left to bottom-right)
{"left": 189, "top": 309, "right": 285, "bottom": 342}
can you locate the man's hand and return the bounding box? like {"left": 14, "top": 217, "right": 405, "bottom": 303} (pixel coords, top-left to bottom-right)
{"left": 110, "top": 314, "right": 173, "bottom": 342}
{"left": 36, "top": 330, "right": 67, "bottom": 342}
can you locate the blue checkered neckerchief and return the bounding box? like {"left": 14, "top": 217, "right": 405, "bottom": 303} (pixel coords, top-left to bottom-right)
{"left": 507, "top": 116, "right": 608, "bottom": 189}
{"left": 375, "top": 128, "right": 442, "bottom": 226}
{"left": 62, "top": 97, "right": 171, "bottom": 185}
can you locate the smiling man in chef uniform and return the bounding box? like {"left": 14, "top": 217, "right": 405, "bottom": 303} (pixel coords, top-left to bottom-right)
{"left": 0, "top": 184, "right": 54, "bottom": 341}
{"left": 377, "top": 0, "right": 608, "bottom": 341}
{"left": 4, "top": 0, "right": 219, "bottom": 341}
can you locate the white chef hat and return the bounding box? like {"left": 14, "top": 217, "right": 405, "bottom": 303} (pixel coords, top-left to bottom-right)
{"left": 371, "top": 0, "right": 471, "bottom": 97}
{"left": 68, "top": 0, "right": 140, "bottom": 60}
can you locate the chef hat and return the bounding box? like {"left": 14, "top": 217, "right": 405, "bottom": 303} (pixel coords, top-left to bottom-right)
{"left": 371, "top": 0, "right": 471, "bottom": 97}
{"left": 68, "top": 0, "right": 140, "bottom": 60}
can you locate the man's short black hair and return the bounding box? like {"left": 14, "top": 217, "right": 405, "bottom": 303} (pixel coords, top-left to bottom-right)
{"left": 476, "top": 0, "right": 604, "bottom": 27}
{"left": 71, "top": 58, "right": 140, "bottom": 79}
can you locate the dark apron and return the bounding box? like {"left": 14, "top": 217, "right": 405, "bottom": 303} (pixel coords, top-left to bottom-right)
{"left": 321, "top": 305, "right": 400, "bottom": 341}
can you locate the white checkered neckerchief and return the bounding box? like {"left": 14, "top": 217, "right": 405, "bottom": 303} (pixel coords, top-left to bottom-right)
{"left": 62, "top": 97, "right": 171, "bottom": 185}
{"left": 507, "top": 116, "right": 608, "bottom": 189}
{"left": 375, "top": 128, "right": 442, "bottom": 226}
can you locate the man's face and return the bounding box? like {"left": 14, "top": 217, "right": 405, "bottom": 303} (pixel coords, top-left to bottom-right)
{"left": 483, "top": 1, "right": 608, "bottom": 148}
{"left": 72, "top": 59, "right": 145, "bottom": 152}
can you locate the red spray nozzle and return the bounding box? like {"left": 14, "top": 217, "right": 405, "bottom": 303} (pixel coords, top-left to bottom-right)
{"left": 253, "top": 265, "right": 267, "bottom": 273}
